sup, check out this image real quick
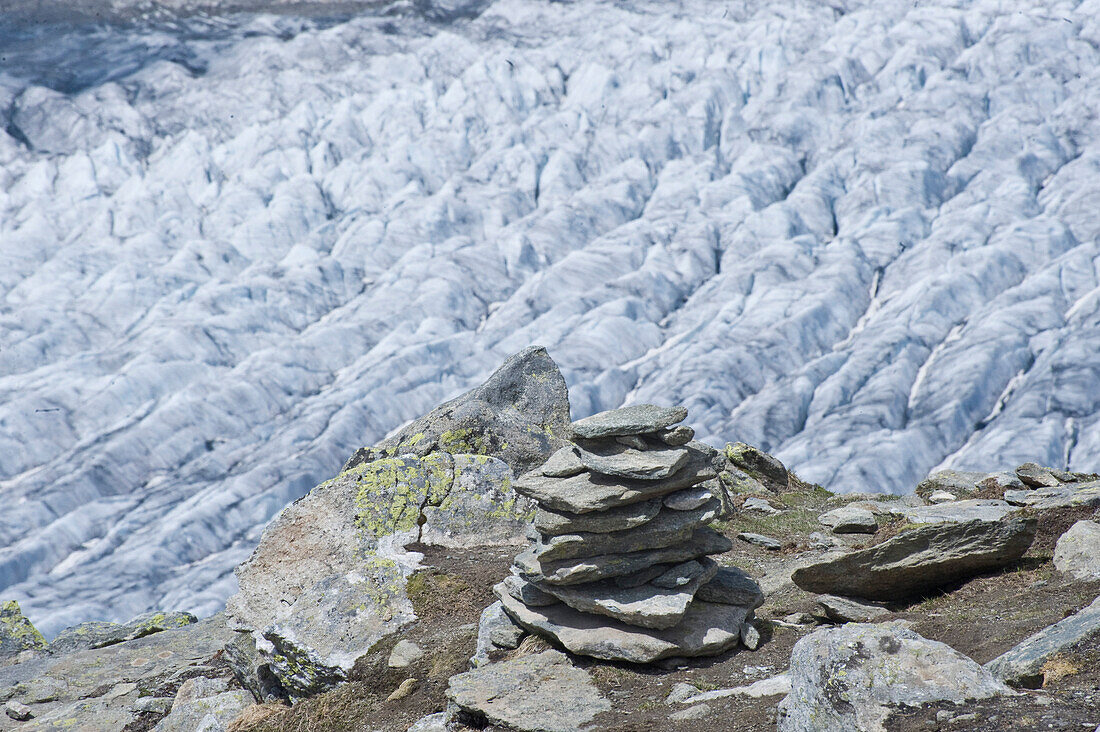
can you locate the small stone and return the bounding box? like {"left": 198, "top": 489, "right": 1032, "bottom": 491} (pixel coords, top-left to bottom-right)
{"left": 387, "top": 678, "right": 419, "bottom": 702}
{"left": 1016, "top": 462, "right": 1062, "bottom": 487}
{"left": 571, "top": 404, "right": 688, "bottom": 439}
{"left": 473, "top": 602, "right": 525, "bottom": 667}
{"left": 696, "top": 567, "right": 764, "bottom": 609}
{"left": 914, "top": 470, "right": 986, "bottom": 500}
{"left": 536, "top": 445, "right": 586, "bottom": 478}
{"left": 616, "top": 435, "right": 648, "bottom": 450}
{"left": 1053, "top": 520, "right": 1100, "bottom": 581}
{"left": 812, "top": 595, "right": 889, "bottom": 623}
{"left": 928, "top": 490, "right": 957, "bottom": 504}
{"left": 977, "top": 471, "right": 1025, "bottom": 493}
{"left": 818, "top": 506, "right": 877, "bottom": 534}
{"left": 5, "top": 701, "right": 33, "bottom": 721}
{"left": 666, "top": 682, "right": 700, "bottom": 704}
{"left": 783, "top": 612, "right": 814, "bottom": 625}
{"left": 1004, "top": 489, "right": 1031, "bottom": 506}
{"left": 657, "top": 425, "right": 695, "bottom": 446}
{"left": 744, "top": 497, "right": 782, "bottom": 515}
{"left": 664, "top": 485, "right": 714, "bottom": 511}
{"left": 156, "top": 689, "right": 253, "bottom": 732}
{"left": 406, "top": 712, "right": 448, "bottom": 732}
{"left": 724, "top": 443, "right": 789, "bottom": 490}
{"left": 737, "top": 532, "right": 782, "bottom": 550}
{"left": 388, "top": 640, "right": 425, "bottom": 669}
{"left": 132, "top": 696, "right": 174, "bottom": 714}
{"left": 670, "top": 703, "right": 710, "bottom": 721}
{"left": 936, "top": 710, "right": 954, "bottom": 722}
{"left": 740, "top": 621, "right": 761, "bottom": 650}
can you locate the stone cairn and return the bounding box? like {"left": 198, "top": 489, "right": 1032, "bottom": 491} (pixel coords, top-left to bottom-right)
{"left": 494, "top": 404, "right": 764, "bottom": 663}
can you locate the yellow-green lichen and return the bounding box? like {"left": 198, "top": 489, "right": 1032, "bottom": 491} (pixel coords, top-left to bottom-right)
{"left": 438, "top": 428, "right": 489, "bottom": 455}
{"left": 0, "top": 601, "right": 47, "bottom": 652}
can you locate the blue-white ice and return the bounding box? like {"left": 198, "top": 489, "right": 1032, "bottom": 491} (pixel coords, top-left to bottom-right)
{"left": 2, "top": 0, "right": 1100, "bottom": 636}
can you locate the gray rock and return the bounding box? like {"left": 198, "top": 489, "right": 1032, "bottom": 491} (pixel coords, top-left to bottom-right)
{"left": 889, "top": 499, "right": 1018, "bottom": 525}
{"left": 696, "top": 567, "right": 764, "bottom": 609}
{"left": 51, "top": 611, "right": 197, "bottom": 655}
{"left": 986, "top": 595, "right": 1100, "bottom": 687}
{"left": 171, "top": 676, "right": 229, "bottom": 707}
{"left": 927, "top": 490, "right": 957, "bottom": 504}
{"left": 1004, "top": 489, "right": 1031, "bottom": 506}
{"left": 1015, "top": 462, "right": 1062, "bottom": 488}
{"left": 497, "top": 574, "right": 559, "bottom": 607}
{"left": 347, "top": 346, "right": 571, "bottom": 476}
{"left": 529, "top": 499, "right": 718, "bottom": 562}
{"left": 818, "top": 506, "right": 878, "bottom": 534}
{"left": 724, "top": 443, "right": 789, "bottom": 491}
{"left": 153, "top": 689, "right": 253, "bottom": 732}
{"left": 446, "top": 650, "right": 610, "bottom": 732}
{"left": 977, "top": 471, "right": 1026, "bottom": 493}
{"left": 571, "top": 404, "right": 687, "bottom": 439}
{"left": 664, "top": 485, "right": 714, "bottom": 511}
{"left": 388, "top": 640, "right": 424, "bottom": 669}
{"left": 611, "top": 565, "right": 666, "bottom": 588}
{"left": 227, "top": 451, "right": 529, "bottom": 698}
{"left": 513, "top": 444, "right": 716, "bottom": 514}
{"left": 669, "top": 703, "right": 710, "bottom": 721}
{"left": 516, "top": 527, "right": 733, "bottom": 586}
{"left": 536, "top": 561, "right": 717, "bottom": 630}
{"left": 651, "top": 559, "right": 714, "bottom": 589}
{"left": 737, "top": 532, "right": 782, "bottom": 550}
{"left": 779, "top": 623, "right": 1008, "bottom": 732}
{"left": 1003, "top": 480, "right": 1100, "bottom": 510}
{"left": 132, "top": 696, "right": 174, "bottom": 714}
{"left": 534, "top": 445, "right": 585, "bottom": 478}
{"left": 223, "top": 630, "right": 285, "bottom": 703}
{"left": 574, "top": 441, "right": 689, "bottom": 481}
{"left": 744, "top": 497, "right": 782, "bottom": 516}
{"left": 1053, "top": 520, "right": 1100, "bottom": 580}
{"left": 657, "top": 426, "right": 695, "bottom": 446}
{"left": 406, "top": 712, "right": 448, "bottom": 732}
{"left": 5, "top": 700, "right": 32, "bottom": 721}
{"left": 615, "top": 435, "right": 648, "bottom": 450}
{"left": 0, "top": 602, "right": 46, "bottom": 661}
{"left": 497, "top": 592, "right": 747, "bottom": 663}
{"left": 740, "top": 621, "right": 761, "bottom": 650}
{"left": 812, "top": 595, "right": 890, "bottom": 623}
{"left": 791, "top": 517, "right": 1037, "bottom": 600}
{"left": 534, "top": 496, "right": 662, "bottom": 536}
{"left": 914, "top": 470, "right": 986, "bottom": 500}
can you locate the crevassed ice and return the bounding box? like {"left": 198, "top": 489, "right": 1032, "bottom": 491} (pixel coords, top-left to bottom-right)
{"left": 2, "top": 0, "right": 1099, "bottom": 635}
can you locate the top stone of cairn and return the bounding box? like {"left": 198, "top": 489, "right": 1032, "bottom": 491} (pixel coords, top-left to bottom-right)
{"left": 571, "top": 404, "right": 689, "bottom": 439}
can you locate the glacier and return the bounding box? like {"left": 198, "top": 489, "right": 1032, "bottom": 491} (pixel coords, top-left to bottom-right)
{"left": 1, "top": 0, "right": 1099, "bottom": 636}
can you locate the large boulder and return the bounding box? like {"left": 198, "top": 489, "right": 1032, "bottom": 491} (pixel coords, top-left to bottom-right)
{"left": 50, "top": 611, "right": 196, "bottom": 655}
{"left": 791, "top": 517, "right": 1037, "bottom": 600}
{"left": 344, "top": 346, "right": 571, "bottom": 476}
{"left": 985, "top": 595, "right": 1100, "bottom": 687}
{"left": 226, "top": 452, "right": 534, "bottom": 698}
{"left": 777, "top": 623, "right": 1009, "bottom": 732}
{"left": 1053, "top": 520, "right": 1100, "bottom": 581}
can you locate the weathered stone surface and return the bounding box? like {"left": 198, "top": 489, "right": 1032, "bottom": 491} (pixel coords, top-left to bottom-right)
{"left": 1053, "top": 520, "right": 1100, "bottom": 580}
{"left": 696, "top": 567, "right": 764, "bottom": 610}
{"left": 737, "top": 532, "right": 782, "bottom": 550}
{"left": 0, "top": 616, "right": 235, "bottom": 731}
{"left": 616, "top": 435, "right": 648, "bottom": 450}
{"left": 792, "top": 517, "right": 1037, "bottom": 599}
{"left": 446, "top": 650, "right": 610, "bottom": 732}
{"left": 744, "top": 497, "right": 782, "bottom": 516}
{"left": 651, "top": 559, "right": 714, "bottom": 589}
{"left": 0, "top": 603, "right": 46, "bottom": 661}
{"left": 678, "top": 674, "right": 791, "bottom": 704}
{"left": 388, "top": 640, "right": 424, "bottom": 669}
{"left": 534, "top": 445, "right": 585, "bottom": 478}
{"left": 571, "top": 404, "right": 687, "bottom": 439}
{"left": 4, "top": 701, "right": 32, "bottom": 721}
{"left": 513, "top": 444, "right": 715, "bottom": 513}
{"left": 812, "top": 595, "right": 889, "bottom": 623}
{"left": 889, "top": 499, "right": 1018, "bottom": 525}
{"left": 657, "top": 426, "right": 695, "bottom": 446}
{"left": 928, "top": 490, "right": 957, "bottom": 504}
{"left": 1003, "top": 480, "right": 1100, "bottom": 510}
{"left": 914, "top": 470, "right": 986, "bottom": 500}
{"left": 977, "top": 471, "right": 1025, "bottom": 493}
{"left": 818, "top": 506, "right": 877, "bottom": 534}
{"left": 985, "top": 595, "right": 1100, "bottom": 687}
{"left": 534, "top": 497, "right": 662, "bottom": 536}
{"left": 739, "top": 621, "right": 761, "bottom": 650}
{"left": 724, "top": 443, "right": 788, "bottom": 492}
{"left": 1015, "top": 462, "right": 1062, "bottom": 488}
{"left": 778, "top": 623, "right": 1009, "bottom": 732}
{"left": 536, "top": 561, "right": 717, "bottom": 630}
{"left": 50, "top": 611, "right": 197, "bottom": 655}
{"left": 497, "top": 575, "right": 559, "bottom": 607}
{"left": 406, "top": 712, "right": 448, "bottom": 732}
{"left": 153, "top": 688, "right": 252, "bottom": 732}
{"left": 471, "top": 602, "right": 526, "bottom": 668}
{"left": 497, "top": 592, "right": 747, "bottom": 663}
{"left": 574, "top": 441, "right": 689, "bottom": 480}
{"left": 664, "top": 485, "right": 714, "bottom": 511}
{"left": 1003, "top": 489, "right": 1031, "bottom": 506}
{"left": 516, "top": 527, "right": 733, "bottom": 586}
{"left": 347, "top": 346, "right": 571, "bottom": 476}
{"left": 227, "top": 451, "right": 531, "bottom": 698}
{"left": 530, "top": 499, "right": 718, "bottom": 562}
{"left": 223, "top": 630, "right": 285, "bottom": 704}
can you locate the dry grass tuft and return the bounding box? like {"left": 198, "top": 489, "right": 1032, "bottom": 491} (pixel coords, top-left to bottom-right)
{"left": 226, "top": 703, "right": 290, "bottom": 732}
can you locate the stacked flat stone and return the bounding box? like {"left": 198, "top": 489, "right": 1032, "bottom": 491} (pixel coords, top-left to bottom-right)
{"left": 494, "top": 404, "right": 764, "bottom": 664}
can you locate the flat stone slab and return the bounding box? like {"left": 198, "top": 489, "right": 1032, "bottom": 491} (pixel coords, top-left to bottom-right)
{"left": 516, "top": 527, "right": 733, "bottom": 586}
{"left": 985, "top": 595, "right": 1100, "bottom": 687}
{"left": 791, "top": 517, "right": 1037, "bottom": 600}
{"left": 534, "top": 496, "right": 663, "bottom": 536}
{"left": 888, "top": 499, "right": 1018, "bottom": 525}
{"left": 497, "top": 591, "right": 747, "bottom": 663}
{"left": 737, "top": 532, "right": 782, "bottom": 550}
{"left": 571, "top": 404, "right": 688, "bottom": 439}
{"left": 1053, "top": 520, "right": 1100, "bottom": 580}
{"left": 818, "top": 506, "right": 877, "bottom": 534}
{"left": 1005, "top": 481, "right": 1100, "bottom": 510}
{"left": 664, "top": 485, "right": 714, "bottom": 511}
{"left": 530, "top": 499, "right": 718, "bottom": 562}
{"left": 446, "top": 650, "right": 610, "bottom": 732}
{"left": 574, "top": 441, "right": 689, "bottom": 480}
{"left": 657, "top": 425, "right": 695, "bottom": 446}
{"left": 514, "top": 445, "right": 715, "bottom": 514}
{"left": 536, "top": 560, "right": 717, "bottom": 630}
{"left": 812, "top": 594, "right": 890, "bottom": 623}
{"left": 535, "top": 445, "right": 586, "bottom": 478}
{"left": 497, "top": 575, "right": 560, "bottom": 607}
{"left": 696, "top": 567, "right": 764, "bottom": 609}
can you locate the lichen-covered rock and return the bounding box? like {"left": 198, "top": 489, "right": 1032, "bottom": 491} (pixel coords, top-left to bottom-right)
{"left": 0, "top": 602, "right": 46, "bottom": 661}
{"left": 777, "top": 623, "right": 1009, "bottom": 732}
{"left": 345, "top": 346, "right": 571, "bottom": 476}
{"left": 153, "top": 687, "right": 253, "bottom": 732}
{"left": 724, "top": 443, "right": 789, "bottom": 492}
{"left": 227, "top": 451, "right": 530, "bottom": 698}
{"left": 914, "top": 470, "right": 987, "bottom": 500}
{"left": 50, "top": 611, "right": 196, "bottom": 655}
{"left": 1053, "top": 520, "right": 1100, "bottom": 580}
